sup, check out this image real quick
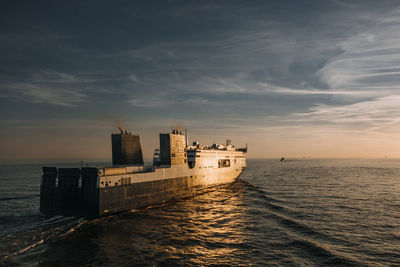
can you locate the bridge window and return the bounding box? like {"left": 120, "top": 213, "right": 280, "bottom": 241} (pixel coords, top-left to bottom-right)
{"left": 188, "top": 161, "right": 195, "bottom": 169}
{"left": 218, "top": 159, "right": 230, "bottom": 168}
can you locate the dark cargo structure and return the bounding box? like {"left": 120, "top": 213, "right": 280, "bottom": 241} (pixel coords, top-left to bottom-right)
{"left": 40, "top": 167, "right": 100, "bottom": 217}
{"left": 112, "top": 131, "right": 143, "bottom": 165}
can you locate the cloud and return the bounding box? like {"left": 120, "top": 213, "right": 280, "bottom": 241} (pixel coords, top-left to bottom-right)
{"left": 1, "top": 71, "right": 88, "bottom": 106}
{"left": 5, "top": 82, "right": 86, "bottom": 106}
{"left": 283, "top": 7, "right": 399, "bottom": 136}
{"left": 317, "top": 8, "right": 400, "bottom": 96}
{"left": 291, "top": 95, "right": 400, "bottom": 132}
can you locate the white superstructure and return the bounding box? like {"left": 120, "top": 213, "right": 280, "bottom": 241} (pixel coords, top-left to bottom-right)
{"left": 98, "top": 138, "right": 247, "bottom": 189}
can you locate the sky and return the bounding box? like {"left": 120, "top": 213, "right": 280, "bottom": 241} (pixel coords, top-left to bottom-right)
{"left": 1, "top": 0, "right": 400, "bottom": 161}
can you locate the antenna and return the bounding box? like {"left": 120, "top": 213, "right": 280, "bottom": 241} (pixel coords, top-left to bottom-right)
{"left": 226, "top": 138, "right": 232, "bottom": 146}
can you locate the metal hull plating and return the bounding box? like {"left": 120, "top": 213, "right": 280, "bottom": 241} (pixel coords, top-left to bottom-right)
{"left": 40, "top": 166, "right": 244, "bottom": 217}
{"left": 99, "top": 166, "right": 243, "bottom": 215}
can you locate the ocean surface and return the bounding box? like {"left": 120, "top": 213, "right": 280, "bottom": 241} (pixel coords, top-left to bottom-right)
{"left": 1, "top": 159, "right": 400, "bottom": 266}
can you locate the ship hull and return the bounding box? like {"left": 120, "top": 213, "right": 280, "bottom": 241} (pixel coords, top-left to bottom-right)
{"left": 99, "top": 171, "right": 242, "bottom": 215}
{"left": 40, "top": 168, "right": 244, "bottom": 217}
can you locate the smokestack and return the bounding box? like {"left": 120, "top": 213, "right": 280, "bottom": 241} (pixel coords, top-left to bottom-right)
{"left": 185, "top": 129, "right": 188, "bottom": 146}
{"left": 113, "top": 118, "right": 125, "bottom": 134}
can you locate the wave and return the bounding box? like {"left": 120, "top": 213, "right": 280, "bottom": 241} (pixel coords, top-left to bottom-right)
{"left": 0, "top": 215, "right": 77, "bottom": 236}
{"left": 266, "top": 210, "right": 335, "bottom": 242}
{"left": 0, "top": 195, "right": 39, "bottom": 202}
{"left": 238, "top": 180, "right": 287, "bottom": 203}
{"left": 288, "top": 236, "right": 363, "bottom": 266}
{"left": 2, "top": 217, "right": 86, "bottom": 262}
{"left": 240, "top": 179, "right": 359, "bottom": 250}
{"left": 3, "top": 239, "right": 45, "bottom": 260}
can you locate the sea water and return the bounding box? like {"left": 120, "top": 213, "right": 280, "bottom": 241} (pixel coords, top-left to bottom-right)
{"left": 1, "top": 159, "right": 400, "bottom": 266}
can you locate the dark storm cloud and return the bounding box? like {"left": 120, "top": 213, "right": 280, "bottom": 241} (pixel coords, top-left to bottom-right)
{"left": 0, "top": 0, "right": 392, "bottom": 105}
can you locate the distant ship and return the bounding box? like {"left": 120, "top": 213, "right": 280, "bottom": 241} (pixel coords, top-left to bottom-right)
{"left": 40, "top": 129, "right": 247, "bottom": 217}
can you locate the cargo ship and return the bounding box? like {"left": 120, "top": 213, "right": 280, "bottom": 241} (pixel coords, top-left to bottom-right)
{"left": 40, "top": 129, "right": 247, "bottom": 217}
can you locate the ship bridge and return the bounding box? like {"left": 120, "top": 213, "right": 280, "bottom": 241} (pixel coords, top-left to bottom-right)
{"left": 186, "top": 139, "right": 247, "bottom": 170}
